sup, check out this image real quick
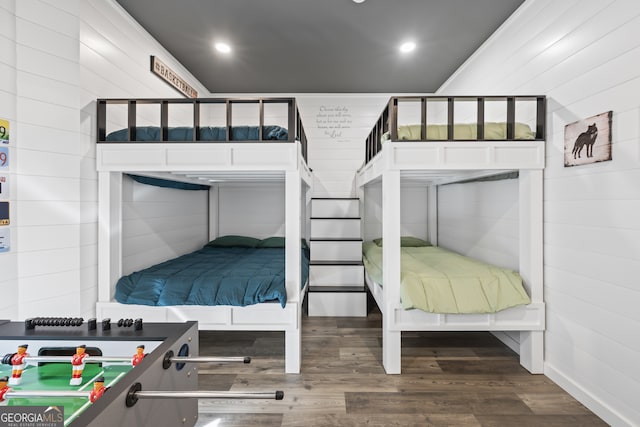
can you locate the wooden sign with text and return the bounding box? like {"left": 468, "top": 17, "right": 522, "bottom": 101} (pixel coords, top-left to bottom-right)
{"left": 150, "top": 56, "right": 198, "bottom": 98}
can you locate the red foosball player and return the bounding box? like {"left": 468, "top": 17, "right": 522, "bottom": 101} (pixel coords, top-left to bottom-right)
{"left": 131, "top": 345, "right": 145, "bottom": 367}
{"left": 0, "top": 376, "right": 11, "bottom": 406}
{"left": 70, "top": 345, "right": 88, "bottom": 386}
{"left": 89, "top": 376, "right": 107, "bottom": 403}
{"left": 9, "top": 344, "right": 29, "bottom": 385}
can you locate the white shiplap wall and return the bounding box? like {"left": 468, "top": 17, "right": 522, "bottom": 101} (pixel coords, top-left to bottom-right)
{"left": 438, "top": 179, "right": 519, "bottom": 271}
{"left": 0, "top": 1, "right": 17, "bottom": 319}
{"left": 79, "top": 0, "right": 210, "bottom": 309}
{"left": 297, "top": 95, "right": 388, "bottom": 198}
{"left": 0, "top": 0, "right": 210, "bottom": 320}
{"left": 217, "top": 184, "right": 286, "bottom": 239}
{"left": 121, "top": 175, "right": 208, "bottom": 275}
{"left": 12, "top": 0, "right": 83, "bottom": 318}
{"left": 439, "top": 0, "right": 640, "bottom": 425}
{"left": 362, "top": 183, "right": 429, "bottom": 243}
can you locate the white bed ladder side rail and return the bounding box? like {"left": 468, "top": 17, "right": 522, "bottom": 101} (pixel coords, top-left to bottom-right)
{"left": 98, "top": 171, "right": 123, "bottom": 303}
{"left": 518, "top": 169, "right": 545, "bottom": 374}
{"left": 284, "top": 169, "right": 302, "bottom": 374}
{"left": 382, "top": 169, "right": 402, "bottom": 374}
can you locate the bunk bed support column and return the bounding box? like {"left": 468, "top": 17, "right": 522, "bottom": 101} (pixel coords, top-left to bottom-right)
{"left": 208, "top": 185, "right": 219, "bottom": 241}
{"left": 427, "top": 185, "right": 438, "bottom": 247}
{"left": 518, "top": 169, "right": 544, "bottom": 374}
{"left": 382, "top": 169, "right": 402, "bottom": 374}
{"left": 284, "top": 170, "right": 302, "bottom": 374}
{"left": 98, "top": 172, "right": 123, "bottom": 303}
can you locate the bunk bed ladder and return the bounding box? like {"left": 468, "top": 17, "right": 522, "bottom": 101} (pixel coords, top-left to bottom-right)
{"left": 307, "top": 198, "right": 367, "bottom": 317}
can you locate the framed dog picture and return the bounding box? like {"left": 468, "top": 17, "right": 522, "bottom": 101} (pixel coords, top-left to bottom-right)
{"left": 564, "top": 111, "right": 612, "bottom": 167}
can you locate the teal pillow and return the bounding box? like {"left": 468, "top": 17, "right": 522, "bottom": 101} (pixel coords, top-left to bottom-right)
{"left": 373, "top": 236, "right": 431, "bottom": 247}
{"left": 205, "top": 235, "right": 261, "bottom": 248}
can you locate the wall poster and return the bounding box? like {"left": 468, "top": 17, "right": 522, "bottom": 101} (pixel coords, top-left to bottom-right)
{"left": 0, "top": 174, "right": 7, "bottom": 199}
{"left": 0, "top": 118, "right": 9, "bottom": 144}
{"left": 0, "top": 201, "right": 8, "bottom": 225}
{"left": 0, "top": 146, "right": 7, "bottom": 169}
{"left": 564, "top": 111, "right": 612, "bottom": 167}
{"left": 0, "top": 227, "right": 9, "bottom": 253}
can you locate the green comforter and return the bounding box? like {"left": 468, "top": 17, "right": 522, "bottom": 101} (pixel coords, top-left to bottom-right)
{"left": 362, "top": 242, "right": 531, "bottom": 314}
{"left": 381, "top": 122, "right": 536, "bottom": 141}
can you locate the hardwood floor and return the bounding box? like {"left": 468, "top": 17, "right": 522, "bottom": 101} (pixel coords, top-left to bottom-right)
{"left": 195, "top": 309, "right": 606, "bottom": 427}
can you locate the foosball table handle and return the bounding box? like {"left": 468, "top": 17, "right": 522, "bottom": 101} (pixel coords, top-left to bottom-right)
{"left": 125, "top": 382, "right": 283, "bottom": 407}
{"left": 162, "top": 350, "right": 251, "bottom": 369}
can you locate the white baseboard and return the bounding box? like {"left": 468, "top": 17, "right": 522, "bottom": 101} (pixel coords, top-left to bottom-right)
{"left": 544, "top": 362, "right": 634, "bottom": 427}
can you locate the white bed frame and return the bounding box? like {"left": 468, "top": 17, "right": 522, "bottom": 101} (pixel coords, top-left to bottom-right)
{"left": 356, "top": 96, "right": 546, "bottom": 375}
{"left": 95, "top": 99, "right": 312, "bottom": 374}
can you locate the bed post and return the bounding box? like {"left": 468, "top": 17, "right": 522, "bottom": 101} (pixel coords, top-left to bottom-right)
{"left": 98, "top": 171, "right": 122, "bottom": 303}
{"left": 427, "top": 185, "right": 438, "bottom": 246}
{"left": 208, "top": 185, "right": 219, "bottom": 241}
{"left": 518, "top": 169, "right": 544, "bottom": 374}
{"left": 284, "top": 170, "right": 302, "bottom": 374}
{"left": 382, "top": 169, "right": 402, "bottom": 374}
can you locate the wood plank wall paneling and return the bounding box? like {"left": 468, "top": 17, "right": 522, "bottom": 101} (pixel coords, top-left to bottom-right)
{"left": 77, "top": 0, "right": 208, "bottom": 317}
{"left": 217, "top": 185, "right": 286, "bottom": 239}
{"left": 12, "top": 0, "right": 84, "bottom": 318}
{"left": 0, "top": 0, "right": 212, "bottom": 321}
{"left": 297, "top": 96, "right": 388, "bottom": 198}
{"left": 362, "top": 182, "right": 429, "bottom": 243}
{"left": 438, "top": 179, "right": 519, "bottom": 271}
{"left": 121, "top": 175, "right": 208, "bottom": 275}
{"left": 0, "top": 2, "right": 17, "bottom": 318}
{"left": 439, "top": 0, "right": 640, "bottom": 424}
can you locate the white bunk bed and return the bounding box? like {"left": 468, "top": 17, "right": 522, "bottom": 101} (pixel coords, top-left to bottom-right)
{"left": 95, "top": 97, "right": 312, "bottom": 374}
{"left": 356, "top": 96, "right": 546, "bottom": 375}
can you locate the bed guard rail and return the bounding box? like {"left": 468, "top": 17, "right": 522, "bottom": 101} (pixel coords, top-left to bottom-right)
{"left": 97, "top": 97, "right": 308, "bottom": 161}
{"left": 365, "top": 95, "right": 546, "bottom": 163}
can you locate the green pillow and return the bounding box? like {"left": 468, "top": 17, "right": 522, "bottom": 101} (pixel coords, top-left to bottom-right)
{"left": 205, "top": 235, "right": 261, "bottom": 248}
{"left": 257, "top": 237, "right": 309, "bottom": 249}
{"left": 257, "top": 236, "right": 285, "bottom": 248}
{"left": 373, "top": 236, "right": 431, "bottom": 247}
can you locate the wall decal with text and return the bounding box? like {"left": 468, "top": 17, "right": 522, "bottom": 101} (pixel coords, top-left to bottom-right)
{"left": 315, "top": 105, "right": 353, "bottom": 139}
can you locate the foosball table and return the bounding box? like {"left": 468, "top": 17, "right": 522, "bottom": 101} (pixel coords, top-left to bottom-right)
{"left": 0, "top": 318, "right": 282, "bottom": 427}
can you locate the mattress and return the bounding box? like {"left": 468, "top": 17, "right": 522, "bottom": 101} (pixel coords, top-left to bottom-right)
{"left": 115, "top": 246, "right": 309, "bottom": 308}
{"left": 106, "top": 125, "right": 289, "bottom": 142}
{"left": 362, "top": 241, "right": 531, "bottom": 314}
{"left": 381, "top": 122, "right": 536, "bottom": 141}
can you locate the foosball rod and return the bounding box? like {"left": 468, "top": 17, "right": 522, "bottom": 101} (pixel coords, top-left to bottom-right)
{"left": 134, "top": 391, "right": 284, "bottom": 400}
{"left": 169, "top": 356, "right": 250, "bottom": 364}
{"left": 5, "top": 389, "right": 284, "bottom": 401}
{"left": 5, "top": 390, "right": 91, "bottom": 399}
{"left": 123, "top": 382, "right": 282, "bottom": 407}
{"left": 4, "top": 355, "right": 251, "bottom": 365}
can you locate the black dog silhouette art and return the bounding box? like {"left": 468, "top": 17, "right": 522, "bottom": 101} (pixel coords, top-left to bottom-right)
{"left": 572, "top": 123, "right": 598, "bottom": 159}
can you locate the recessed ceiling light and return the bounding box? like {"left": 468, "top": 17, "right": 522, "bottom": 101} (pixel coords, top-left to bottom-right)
{"left": 353, "top": 0, "right": 365, "bottom": 3}
{"left": 399, "top": 41, "right": 416, "bottom": 53}
{"left": 215, "top": 42, "right": 231, "bottom": 54}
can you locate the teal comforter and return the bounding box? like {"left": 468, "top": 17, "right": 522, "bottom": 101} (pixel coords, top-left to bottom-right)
{"left": 115, "top": 246, "right": 309, "bottom": 308}
{"left": 106, "top": 125, "right": 289, "bottom": 141}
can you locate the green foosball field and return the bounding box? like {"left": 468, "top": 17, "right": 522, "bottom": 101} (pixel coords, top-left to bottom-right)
{"left": 1, "top": 362, "right": 132, "bottom": 426}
